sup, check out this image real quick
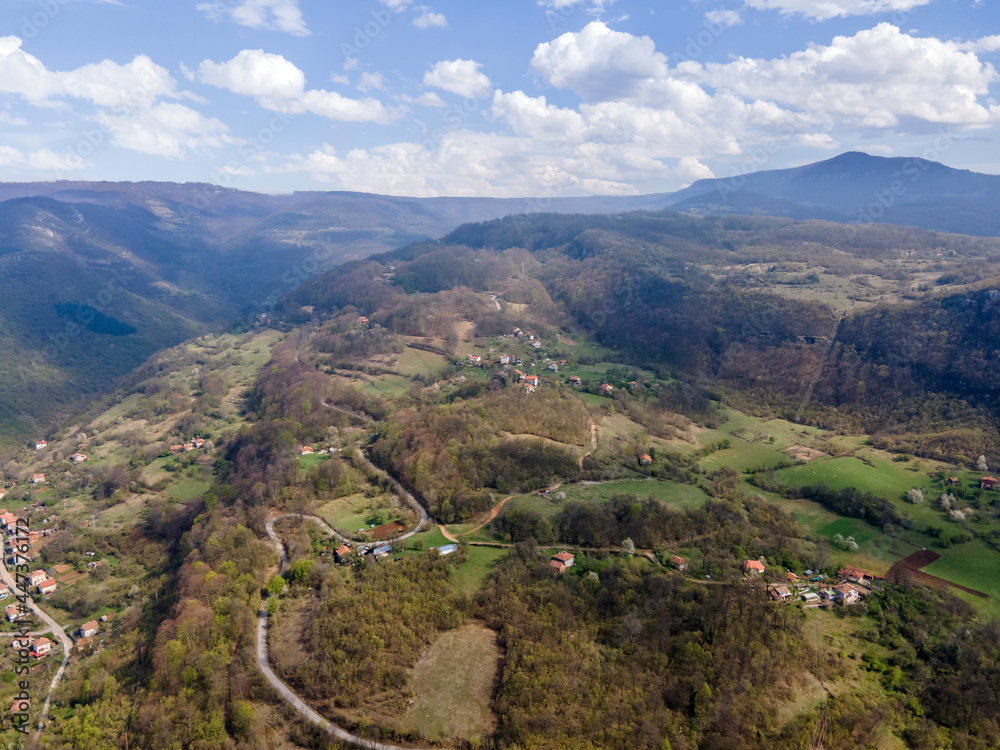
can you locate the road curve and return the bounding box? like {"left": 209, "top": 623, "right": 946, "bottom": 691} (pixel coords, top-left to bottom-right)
{"left": 354, "top": 450, "right": 430, "bottom": 541}
{"left": 258, "top": 516, "right": 440, "bottom": 750}
{"left": 0, "top": 552, "right": 74, "bottom": 743}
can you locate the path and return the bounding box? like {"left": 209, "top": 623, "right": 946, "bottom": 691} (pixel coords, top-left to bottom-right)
{"left": 578, "top": 420, "right": 597, "bottom": 471}
{"left": 0, "top": 553, "right": 74, "bottom": 745}
{"left": 259, "top": 517, "right": 440, "bottom": 750}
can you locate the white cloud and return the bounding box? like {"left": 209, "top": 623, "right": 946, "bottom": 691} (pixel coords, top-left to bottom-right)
{"left": 0, "top": 145, "right": 89, "bottom": 172}
{"left": 197, "top": 0, "right": 310, "bottom": 36}
{"left": 96, "top": 102, "right": 231, "bottom": 158}
{"left": 0, "top": 112, "right": 28, "bottom": 126}
{"left": 413, "top": 7, "right": 447, "bottom": 28}
{"left": 705, "top": 9, "right": 742, "bottom": 27}
{"left": 378, "top": 0, "right": 412, "bottom": 11}
{"left": 531, "top": 22, "right": 668, "bottom": 102}
{"left": 958, "top": 36, "right": 1000, "bottom": 54}
{"left": 357, "top": 72, "right": 385, "bottom": 92}
{"left": 402, "top": 92, "right": 447, "bottom": 107}
{"left": 685, "top": 24, "right": 1000, "bottom": 129}
{"left": 199, "top": 49, "right": 397, "bottom": 123}
{"left": 423, "top": 59, "right": 492, "bottom": 97}
{"left": 0, "top": 37, "right": 177, "bottom": 110}
{"left": 675, "top": 156, "right": 715, "bottom": 183}
{"left": 744, "top": 0, "right": 931, "bottom": 21}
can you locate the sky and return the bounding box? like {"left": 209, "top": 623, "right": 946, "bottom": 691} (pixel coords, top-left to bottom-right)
{"left": 0, "top": 0, "right": 998, "bottom": 197}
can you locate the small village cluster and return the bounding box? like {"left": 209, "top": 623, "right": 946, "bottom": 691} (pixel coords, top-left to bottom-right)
{"left": 742, "top": 559, "right": 878, "bottom": 606}
{"left": 329, "top": 541, "right": 458, "bottom": 563}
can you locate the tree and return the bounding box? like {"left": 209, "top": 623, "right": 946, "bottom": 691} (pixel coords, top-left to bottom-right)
{"left": 977, "top": 455, "right": 989, "bottom": 472}
{"left": 907, "top": 488, "right": 924, "bottom": 504}
{"left": 267, "top": 575, "right": 285, "bottom": 596}
{"left": 621, "top": 537, "right": 635, "bottom": 557}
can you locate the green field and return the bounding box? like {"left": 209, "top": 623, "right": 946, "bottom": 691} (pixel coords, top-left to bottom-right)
{"left": 297, "top": 452, "right": 331, "bottom": 472}
{"left": 452, "top": 546, "right": 509, "bottom": 595}
{"left": 318, "top": 495, "right": 375, "bottom": 534}
{"left": 165, "top": 472, "right": 212, "bottom": 501}
{"left": 923, "top": 540, "right": 1000, "bottom": 620}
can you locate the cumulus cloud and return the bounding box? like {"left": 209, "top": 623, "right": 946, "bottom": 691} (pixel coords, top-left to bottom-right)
{"left": 197, "top": 0, "right": 310, "bottom": 36}
{"left": 423, "top": 59, "right": 492, "bottom": 97}
{"left": 0, "top": 37, "right": 176, "bottom": 109}
{"left": 744, "top": 0, "right": 931, "bottom": 21}
{"left": 531, "top": 22, "right": 668, "bottom": 102}
{"left": 378, "top": 0, "right": 412, "bottom": 11}
{"left": 705, "top": 9, "right": 742, "bottom": 27}
{"left": 199, "top": 49, "right": 397, "bottom": 123}
{"left": 413, "top": 7, "right": 447, "bottom": 28}
{"left": 684, "top": 23, "right": 1000, "bottom": 128}
{"left": 96, "top": 102, "right": 231, "bottom": 158}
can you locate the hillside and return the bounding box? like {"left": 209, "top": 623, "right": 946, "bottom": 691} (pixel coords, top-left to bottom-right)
{"left": 0, "top": 183, "right": 674, "bottom": 445}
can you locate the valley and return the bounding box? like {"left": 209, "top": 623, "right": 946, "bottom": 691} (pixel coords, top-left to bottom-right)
{"left": 1, "top": 174, "right": 1000, "bottom": 748}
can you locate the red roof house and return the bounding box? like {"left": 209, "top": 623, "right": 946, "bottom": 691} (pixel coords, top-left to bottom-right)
{"left": 80, "top": 621, "right": 99, "bottom": 638}
{"left": 743, "top": 559, "right": 766, "bottom": 575}
{"left": 981, "top": 477, "right": 997, "bottom": 490}
{"left": 37, "top": 579, "right": 57, "bottom": 596}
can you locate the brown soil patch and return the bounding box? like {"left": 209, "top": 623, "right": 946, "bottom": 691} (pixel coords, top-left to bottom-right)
{"left": 785, "top": 445, "right": 827, "bottom": 462}
{"left": 371, "top": 520, "right": 407, "bottom": 540}
{"left": 57, "top": 571, "right": 86, "bottom": 586}
{"left": 454, "top": 320, "right": 475, "bottom": 342}
{"left": 887, "top": 550, "right": 989, "bottom": 599}
{"left": 53, "top": 564, "right": 73, "bottom": 574}
{"left": 558, "top": 336, "right": 576, "bottom": 346}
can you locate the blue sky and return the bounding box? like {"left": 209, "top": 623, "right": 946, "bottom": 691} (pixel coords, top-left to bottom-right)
{"left": 0, "top": 0, "right": 998, "bottom": 196}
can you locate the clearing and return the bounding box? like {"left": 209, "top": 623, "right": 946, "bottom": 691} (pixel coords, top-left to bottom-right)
{"left": 397, "top": 622, "right": 500, "bottom": 743}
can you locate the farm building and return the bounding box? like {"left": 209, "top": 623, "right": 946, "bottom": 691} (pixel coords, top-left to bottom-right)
{"left": 639, "top": 454, "right": 652, "bottom": 466}
{"left": 550, "top": 551, "right": 575, "bottom": 573}
{"left": 981, "top": 477, "right": 997, "bottom": 490}
{"left": 769, "top": 586, "right": 792, "bottom": 602}
{"left": 334, "top": 545, "right": 353, "bottom": 564}
{"left": 569, "top": 376, "right": 582, "bottom": 385}
{"left": 34, "top": 440, "right": 46, "bottom": 451}
{"left": 300, "top": 446, "right": 313, "bottom": 455}
{"left": 30, "top": 474, "right": 44, "bottom": 485}
{"left": 432, "top": 544, "right": 458, "bottom": 556}
{"left": 599, "top": 384, "right": 614, "bottom": 396}
{"left": 670, "top": 555, "right": 688, "bottom": 571}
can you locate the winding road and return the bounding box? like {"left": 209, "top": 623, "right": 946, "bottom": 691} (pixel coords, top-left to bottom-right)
{"left": 0, "top": 552, "right": 74, "bottom": 744}
{"left": 258, "top": 514, "right": 440, "bottom": 750}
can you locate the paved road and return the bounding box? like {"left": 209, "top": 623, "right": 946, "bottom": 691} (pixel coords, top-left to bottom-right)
{"left": 258, "top": 518, "right": 440, "bottom": 750}
{"left": 0, "top": 550, "right": 74, "bottom": 743}
{"left": 354, "top": 450, "right": 429, "bottom": 541}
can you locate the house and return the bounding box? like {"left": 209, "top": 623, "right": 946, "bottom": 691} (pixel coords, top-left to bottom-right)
{"left": 981, "top": 476, "right": 997, "bottom": 490}
{"left": 499, "top": 355, "right": 511, "bottom": 365}
{"left": 833, "top": 584, "right": 860, "bottom": 606}
{"left": 786, "top": 571, "right": 801, "bottom": 584}
{"left": 770, "top": 585, "right": 792, "bottom": 602}
{"left": 0, "top": 513, "right": 16, "bottom": 527}
{"left": 300, "top": 446, "right": 313, "bottom": 455}
{"left": 358, "top": 316, "right": 369, "bottom": 324}
{"left": 192, "top": 437, "right": 205, "bottom": 449}
{"left": 946, "top": 477, "right": 959, "bottom": 486}
{"left": 80, "top": 621, "right": 99, "bottom": 638}
{"left": 0, "top": 586, "right": 9, "bottom": 600}
{"left": 9, "top": 698, "right": 28, "bottom": 717}
{"left": 670, "top": 555, "right": 688, "bottom": 571}
{"left": 183, "top": 442, "right": 195, "bottom": 452}
{"left": 530, "top": 341, "right": 542, "bottom": 349}
{"left": 837, "top": 566, "right": 870, "bottom": 584}
{"left": 37, "top": 579, "right": 57, "bottom": 596}
{"left": 333, "top": 545, "right": 352, "bottom": 564}
{"left": 524, "top": 384, "right": 535, "bottom": 394}
{"left": 28, "top": 570, "right": 47, "bottom": 588}
{"left": 372, "top": 544, "right": 393, "bottom": 560}
{"left": 468, "top": 355, "right": 482, "bottom": 364}
{"left": 525, "top": 375, "right": 538, "bottom": 386}
{"left": 550, "top": 551, "right": 574, "bottom": 573}
{"left": 170, "top": 444, "right": 183, "bottom": 453}
{"left": 34, "top": 440, "right": 46, "bottom": 451}
{"left": 547, "top": 363, "right": 559, "bottom": 372}
{"left": 743, "top": 559, "right": 766, "bottom": 575}
{"left": 432, "top": 544, "right": 458, "bottom": 556}
{"left": 5, "top": 605, "right": 25, "bottom": 622}
{"left": 569, "top": 376, "right": 582, "bottom": 386}
{"left": 599, "top": 384, "right": 614, "bottom": 396}
{"left": 11, "top": 637, "right": 33, "bottom": 650}
{"left": 31, "top": 474, "right": 45, "bottom": 485}
{"left": 32, "top": 638, "right": 51, "bottom": 658}
{"left": 69, "top": 453, "right": 88, "bottom": 464}
{"left": 639, "top": 454, "right": 652, "bottom": 466}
